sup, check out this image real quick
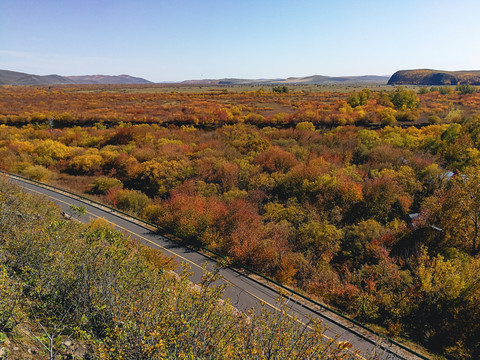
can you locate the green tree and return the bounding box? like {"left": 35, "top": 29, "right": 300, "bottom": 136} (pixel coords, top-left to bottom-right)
{"left": 340, "top": 219, "right": 386, "bottom": 266}
{"left": 439, "top": 86, "right": 453, "bottom": 95}
{"left": 272, "top": 86, "right": 288, "bottom": 93}
{"left": 389, "top": 87, "right": 420, "bottom": 110}
{"left": 418, "top": 87, "right": 429, "bottom": 94}
{"left": 347, "top": 89, "right": 370, "bottom": 108}
{"left": 68, "top": 204, "right": 86, "bottom": 219}
{"left": 456, "top": 83, "right": 476, "bottom": 95}
{"left": 296, "top": 220, "right": 343, "bottom": 263}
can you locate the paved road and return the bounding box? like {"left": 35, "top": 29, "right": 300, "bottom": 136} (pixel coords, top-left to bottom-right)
{"left": 5, "top": 174, "right": 422, "bottom": 360}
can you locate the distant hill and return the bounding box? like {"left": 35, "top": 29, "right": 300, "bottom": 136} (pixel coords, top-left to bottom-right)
{"left": 0, "top": 70, "right": 77, "bottom": 85}
{"left": 388, "top": 69, "right": 480, "bottom": 85}
{"left": 180, "top": 75, "right": 389, "bottom": 86}
{"left": 0, "top": 70, "right": 153, "bottom": 85}
{"left": 1, "top": 69, "right": 390, "bottom": 86}
{"left": 67, "top": 74, "right": 153, "bottom": 85}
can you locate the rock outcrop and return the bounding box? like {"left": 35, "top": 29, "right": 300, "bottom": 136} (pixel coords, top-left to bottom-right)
{"left": 388, "top": 69, "right": 480, "bottom": 85}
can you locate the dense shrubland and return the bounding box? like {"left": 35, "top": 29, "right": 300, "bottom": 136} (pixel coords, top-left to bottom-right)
{"left": 0, "top": 84, "right": 479, "bottom": 128}
{"left": 0, "top": 178, "right": 356, "bottom": 359}
{"left": 1, "top": 84, "right": 480, "bottom": 358}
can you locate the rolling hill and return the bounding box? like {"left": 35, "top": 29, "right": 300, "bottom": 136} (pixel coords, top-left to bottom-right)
{"left": 1, "top": 69, "right": 392, "bottom": 86}
{"left": 67, "top": 74, "right": 153, "bottom": 84}
{"left": 181, "top": 74, "right": 389, "bottom": 86}
{"left": 1, "top": 69, "right": 390, "bottom": 86}
{"left": 0, "top": 69, "right": 77, "bottom": 85}
{"left": 0, "top": 69, "right": 153, "bottom": 85}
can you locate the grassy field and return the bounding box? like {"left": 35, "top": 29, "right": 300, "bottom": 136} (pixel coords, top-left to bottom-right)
{"left": 63, "top": 82, "right": 413, "bottom": 94}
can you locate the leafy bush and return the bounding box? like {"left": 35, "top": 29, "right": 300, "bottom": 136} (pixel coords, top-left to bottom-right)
{"left": 456, "top": 83, "right": 476, "bottom": 95}
{"left": 295, "top": 121, "right": 315, "bottom": 131}
{"left": 418, "top": 87, "right": 429, "bottom": 94}
{"left": 69, "top": 153, "right": 104, "bottom": 174}
{"left": 439, "top": 86, "right": 453, "bottom": 95}
{"left": 0, "top": 265, "right": 21, "bottom": 332}
{"left": 395, "top": 111, "right": 418, "bottom": 122}
{"left": 272, "top": 86, "right": 288, "bottom": 93}
{"left": 90, "top": 177, "right": 123, "bottom": 194}
{"left": 379, "top": 108, "right": 397, "bottom": 126}
{"left": 21, "top": 165, "right": 52, "bottom": 182}
{"left": 109, "top": 188, "right": 151, "bottom": 215}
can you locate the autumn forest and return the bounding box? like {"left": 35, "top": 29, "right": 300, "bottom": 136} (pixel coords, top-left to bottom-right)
{"left": 2, "top": 84, "right": 480, "bottom": 358}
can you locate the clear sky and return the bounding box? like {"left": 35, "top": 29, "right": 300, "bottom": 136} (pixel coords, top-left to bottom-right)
{"left": 1, "top": 0, "right": 479, "bottom": 82}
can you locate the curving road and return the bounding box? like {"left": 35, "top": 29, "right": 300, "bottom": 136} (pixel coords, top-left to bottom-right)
{"left": 4, "top": 173, "right": 424, "bottom": 360}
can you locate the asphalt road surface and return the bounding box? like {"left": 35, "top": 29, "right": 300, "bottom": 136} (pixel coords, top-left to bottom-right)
{"left": 5, "top": 174, "right": 424, "bottom": 360}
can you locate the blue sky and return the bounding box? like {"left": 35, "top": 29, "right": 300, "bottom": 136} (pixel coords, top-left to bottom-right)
{"left": 1, "top": 0, "right": 479, "bottom": 82}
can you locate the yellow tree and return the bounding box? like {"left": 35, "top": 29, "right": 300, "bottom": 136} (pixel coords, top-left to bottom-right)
{"left": 423, "top": 167, "right": 480, "bottom": 254}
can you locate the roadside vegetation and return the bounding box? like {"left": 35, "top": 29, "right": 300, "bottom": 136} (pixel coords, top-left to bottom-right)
{"left": 0, "top": 178, "right": 356, "bottom": 359}
{"left": 1, "top": 84, "right": 480, "bottom": 358}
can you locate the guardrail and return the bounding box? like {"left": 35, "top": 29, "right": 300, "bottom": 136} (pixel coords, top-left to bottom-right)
{"left": 0, "top": 169, "right": 430, "bottom": 360}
